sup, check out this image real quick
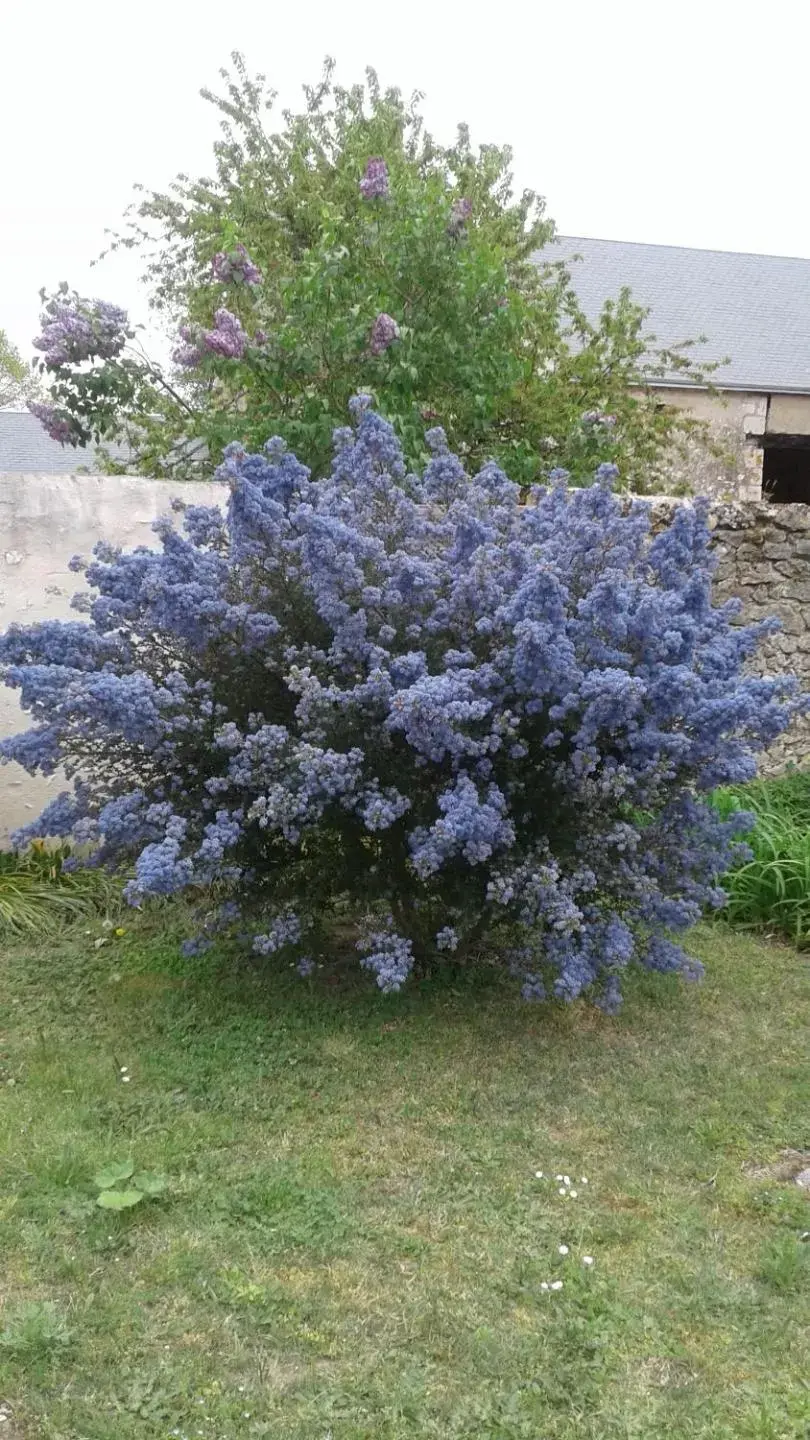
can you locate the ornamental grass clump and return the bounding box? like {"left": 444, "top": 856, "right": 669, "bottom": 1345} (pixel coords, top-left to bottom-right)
{"left": 0, "top": 401, "right": 801, "bottom": 1007}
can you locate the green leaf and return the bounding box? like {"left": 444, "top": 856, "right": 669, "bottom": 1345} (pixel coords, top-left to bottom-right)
{"left": 94, "top": 1160, "right": 135, "bottom": 1190}
{"left": 132, "top": 1172, "right": 167, "bottom": 1196}
{"left": 96, "top": 1189, "right": 144, "bottom": 1210}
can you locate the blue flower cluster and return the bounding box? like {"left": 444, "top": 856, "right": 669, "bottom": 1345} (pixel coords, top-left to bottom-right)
{"left": 0, "top": 402, "right": 801, "bottom": 1005}
{"left": 357, "top": 919, "right": 414, "bottom": 992}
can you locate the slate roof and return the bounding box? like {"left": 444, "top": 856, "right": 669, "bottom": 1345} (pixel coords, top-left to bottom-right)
{"left": 550, "top": 236, "right": 810, "bottom": 394}
{"left": 0, "top": 410, "right": 132, "bottom": 473}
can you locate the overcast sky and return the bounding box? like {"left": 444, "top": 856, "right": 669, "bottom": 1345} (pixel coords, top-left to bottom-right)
{"left": 4, "top": 0, "right": 810, "bottom": 362}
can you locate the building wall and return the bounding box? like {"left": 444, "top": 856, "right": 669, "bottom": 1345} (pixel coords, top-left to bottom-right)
{"left": 650, "top": 387, "right": 767, "bottom": 500}
{"left": 0, "top": 473, "right": 226, "bottom": 844}
{"left": 1, "top": 478, "right": 809, "bottom": 845}
{"left": 652, "top": 387, "right": 810, "bottom": 501}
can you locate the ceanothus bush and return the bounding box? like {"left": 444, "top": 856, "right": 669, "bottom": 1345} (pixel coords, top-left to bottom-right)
{"left": 0, "top": 401, "right": 801, "bottom": 1007}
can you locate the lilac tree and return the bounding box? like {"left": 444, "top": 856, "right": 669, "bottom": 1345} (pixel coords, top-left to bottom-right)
{"left": 0, "top": 403, "right": 799, "bottom": 1006}
{"left": 25, "top": 57, "right": 712, "bottom": 487}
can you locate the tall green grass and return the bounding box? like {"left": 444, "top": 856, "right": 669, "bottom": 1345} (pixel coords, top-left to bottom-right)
{"left": 712, "top": 770, "right": 810, "bottom": 944}
{"left": 0, "top": 843, "right": 117, "bottom": 936}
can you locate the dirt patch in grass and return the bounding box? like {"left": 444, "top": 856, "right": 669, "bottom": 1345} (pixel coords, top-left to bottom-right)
{"left": 742, "top": 1148, "right": 810, "bottom": 1182}
{"left": 0, "top": 1402, "right": 25, "bottom": 1440}
{"left": 632, "top": 1356, "right": 698, "bottom": 1391}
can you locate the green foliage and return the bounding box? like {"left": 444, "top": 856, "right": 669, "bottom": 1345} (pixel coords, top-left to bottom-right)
{"left": 94, "top": 1161, "right": 167, "bottom": 1209}
{"left": 0, "top": 1302, "right": 71, "bottom": 1361}
{"left": 712, "top": 771, "right": 810, "bottom": 943}
{"left": 75, "top": 55, "right": 711, "bottom": 487}
{"left": 93, "top": 1159, "right": 136, "bottom": 1190}
{"left": 0, "top": 842, "right": 117, "bottom": 936}
{"left": 96, "top": 1188, "right": 144, "bottom": 1210}
{"left": 0, "top": 327, "right": 40, "bottom": 409}
{"left": 757, "top": 1234, "right": 810, "bottom": 1293}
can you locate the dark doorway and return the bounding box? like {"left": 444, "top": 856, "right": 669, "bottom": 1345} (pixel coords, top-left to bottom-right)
{"left": 762, "top": 437, "right": 810, "bottom": 503}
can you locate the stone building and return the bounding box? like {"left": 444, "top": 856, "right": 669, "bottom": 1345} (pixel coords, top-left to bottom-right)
{"left": 554, "top": 236, "right": 810, "bottom": 502}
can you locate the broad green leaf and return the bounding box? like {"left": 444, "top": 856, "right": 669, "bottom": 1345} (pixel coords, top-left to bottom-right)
{"left": 132, "top": 1172, "right": 167, "bottom": 1196}
{"left": 97, "top": 1189, "right": 144, "bottom": 1210}
{"left": 94, "top": 1160, "right": 135, "bottom": 1190}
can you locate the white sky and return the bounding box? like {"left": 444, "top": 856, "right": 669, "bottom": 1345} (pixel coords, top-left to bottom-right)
{"left": 4, "top": 0, "right": 810, "bottom": 362}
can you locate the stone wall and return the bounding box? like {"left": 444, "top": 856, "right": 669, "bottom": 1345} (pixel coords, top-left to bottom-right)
{"left": 711, "top": 501, "right": 810, "bottom": 770}
{"left": 648, "top": 498, "right": 810, "bottom": 771}
{"left": 1, "top": 479, "right": 809, "bottom": 844}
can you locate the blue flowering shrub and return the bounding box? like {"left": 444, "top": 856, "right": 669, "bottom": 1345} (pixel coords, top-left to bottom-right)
{"left": 0, "top": 401, "right": 801, "bottom": 1008}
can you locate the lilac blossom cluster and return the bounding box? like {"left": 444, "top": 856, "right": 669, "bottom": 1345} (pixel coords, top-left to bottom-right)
{"left": 0, "top": 400, "right": 800, "bottom": 1006}
{"left": 33, "top": 293, "right": 128, "bottom": 368}
{"left": 27, "top": 402, "right": 74, "bottom": 446}
{"left": 447, "top": 197, "right": 472, "bottom": 238}
{"left": 211, "top": 244, "right": 263, "bottom": 286}
{"left": 359, "top": 157, "right": 389, "bottom": 199}
{"left": 172, "top": 309, "right": 249, "bottom": 367}
{"left": 368, "top": 312, "right": 400, "bottom": 356}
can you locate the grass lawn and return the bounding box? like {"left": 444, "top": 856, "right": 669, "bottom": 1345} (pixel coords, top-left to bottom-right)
{"left": 1, "top": 914, "right": 808, "bottom": 1439}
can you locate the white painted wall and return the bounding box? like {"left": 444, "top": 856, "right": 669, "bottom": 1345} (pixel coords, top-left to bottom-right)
{"left": 0, "top": 473, "right": 227, "bottom": 845}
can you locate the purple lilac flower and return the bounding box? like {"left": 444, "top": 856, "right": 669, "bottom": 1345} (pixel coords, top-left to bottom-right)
{"left": 203, "top": 309, "right": 248, "bottom": 360}
{"left": 27, "top": 402, "right": 73, "bottom": 445}
{"left": 33, "top": 295, "right": 128, "bottom": 368}
{"left": 173, "top": 310, "right": 248, "bottom": 367}
{"left": 359, "top": 157, "right": 389, "bottom": 199}
{"left": 211, "top": 244, "right": 263, "bottom": 286}
{"left": 368, "top": 313, "right": 400, "bottom": 357}
{"left": 447, "top": 197, "right": 472, "bottom": 237}
{"left": 173, "top": 325, "right": 204, "bottom": 368}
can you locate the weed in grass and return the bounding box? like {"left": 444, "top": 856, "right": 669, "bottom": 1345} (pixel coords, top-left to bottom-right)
{"left": 757, "top": 1234, "right": 810, "bottom": 1293}
{"left": 0, "top": 1302, "right": 71, "bottom": 1362}
{"left": 94, "top": 1160, "right": 167, "bottom": 1209}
